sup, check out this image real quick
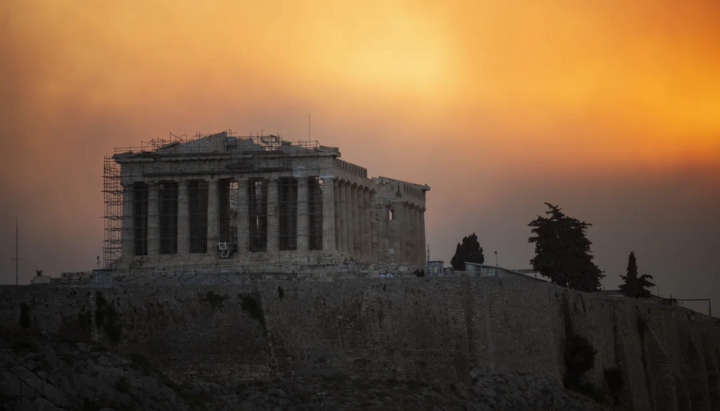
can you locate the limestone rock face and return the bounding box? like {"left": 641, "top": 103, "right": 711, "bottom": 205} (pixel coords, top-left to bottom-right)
{"left": 0, "top": 333, "right": 189, "bottom": 411}
{"left": 1, "top": 333, "right": 608, "bottom": 411}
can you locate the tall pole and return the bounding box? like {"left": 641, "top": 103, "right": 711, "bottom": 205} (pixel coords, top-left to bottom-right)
{"left": 14, "top": 216, "right": 19, "bottom": 285}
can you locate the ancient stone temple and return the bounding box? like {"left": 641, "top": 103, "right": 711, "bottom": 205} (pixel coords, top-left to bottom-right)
{"left": 105, "top": 132, "right": 429, "bottom": 270}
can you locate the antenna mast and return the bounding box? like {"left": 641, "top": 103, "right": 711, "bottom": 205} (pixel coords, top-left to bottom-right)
{"left": 13, "top": 216, "right": 20, "bottom": 285}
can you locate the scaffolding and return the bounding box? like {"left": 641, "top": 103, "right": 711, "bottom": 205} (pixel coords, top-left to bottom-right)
{"left": 102, "top": 155, "right": 123, "bottom": 268}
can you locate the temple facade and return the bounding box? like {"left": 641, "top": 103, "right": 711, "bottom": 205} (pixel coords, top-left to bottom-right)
{"left": 110, "top": 132, "right": 429, "bottom": 270}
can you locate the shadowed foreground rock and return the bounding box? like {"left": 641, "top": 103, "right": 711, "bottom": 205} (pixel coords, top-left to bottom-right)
{"left": 0, "top": 332, "right": 607, "bottom": 411}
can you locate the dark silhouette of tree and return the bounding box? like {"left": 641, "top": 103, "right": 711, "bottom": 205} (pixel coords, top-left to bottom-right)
{"left": 450, "top": 233, "right": 484, "bottom": 270}
{"left": 528, "top": 203, "right": 604, "bottom": 292}
{"left": 619, "top": 251, "right": 655, "bottom": 298}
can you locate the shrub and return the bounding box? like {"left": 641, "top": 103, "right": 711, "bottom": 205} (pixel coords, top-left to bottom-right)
{"left": 277, "top": 286, "right": 284, "bottom": 301}
{"left": 95, "top": 291, "right": 108, "bottom": 328}
{"left": 240, "top": 295, "right": 265, "bottom": 328}
{"left": 604, "top": 367, "right": 624, "bottom": 404}
{"left": 19, "top": 303, "right": 30, "bottom": 329}
{"left": 206, "top": 291, "right": 228, "bottom": 312}
{"left": 128, "top": 352, "right": 153, "bottom": 375}
{"left": 78, "top": 310, "right": 92, "bottom": 332}
{"left": 564, "top": 334, "right": 597, "bottom": 384}
{"left": 94, "top": 291, "right": 121, "bottom": 343}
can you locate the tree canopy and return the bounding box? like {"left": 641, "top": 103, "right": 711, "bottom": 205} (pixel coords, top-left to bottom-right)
{"left": 528, "top": 203, "right": 604, "bottom": 292}
{"left": 450, "top": 233, "right": 484, "bottom": 270}
{"left": 619, "top": 252, "right": 655, "bottom": 298}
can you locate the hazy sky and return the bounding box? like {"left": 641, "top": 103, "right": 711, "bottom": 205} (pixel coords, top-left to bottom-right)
{"left": 1, "top": 1, "right": 718, "bottom": 315}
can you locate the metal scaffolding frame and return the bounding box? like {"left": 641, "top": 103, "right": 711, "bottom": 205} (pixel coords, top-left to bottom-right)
{"left": 102, "top": 155, "right": 123, "bottom": 268}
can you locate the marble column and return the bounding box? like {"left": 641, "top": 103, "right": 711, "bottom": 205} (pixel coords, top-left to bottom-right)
{"left": 394, "top": 202, "right": 404, "bottom": 264}
{"left": 411, "top": 205, "right": 417, "bottom": 264}
{"left": 414, "top": 206, "right": 421, "bottom": 264}
{"left": 147, "top": 182, "right": 160, "bottom": 258}
{"left": 207, "top": 178, "right": 219, "bottom": 255}
{"left": 357, "top": 186, "right": 366, "bottom": 258}
{"left": 177, "top": 180, "right": 189, "bottom": 256}
{"left": 297, "top": 177, "right": 309, "bottom": 252}
{"left": 322, "top": 176, "right": 336, "bottom": 252}
{"left": 236, "top": 178, "right": 249, "bottom": 253}
{"left": 370, "top": 191, "right": 378, "bottom": 262}
{"left": 339, "top": 181, "right": 348, "bottom": 253}
{"left": 334, "top": 179, "right": 340, "bottom": 250}
{"left": 121, "top": 182, "right": 134, "bottom": 261}
{"left": 345, "top": 182, "right": 357, "bottom": 256}
{"left": 266, "top": 178, "right": 279, "bottom": 252}
{"left": 420, "top": 207, "right": 426, "bottom": 264}
{"left": 409, "top": 204, "right": 416, "bottom": 264}
{"left": 363, "top": 188, "right": 371, "bottom": 260}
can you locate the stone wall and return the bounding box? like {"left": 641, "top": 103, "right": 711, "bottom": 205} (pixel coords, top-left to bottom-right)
{"left": 1, "top": 277, "right": 719, "bottom": 410}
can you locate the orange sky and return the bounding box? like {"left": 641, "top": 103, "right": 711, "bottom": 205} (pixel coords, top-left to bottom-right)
{"left": 1, "top": 1, "right": 718, "bottom": 313}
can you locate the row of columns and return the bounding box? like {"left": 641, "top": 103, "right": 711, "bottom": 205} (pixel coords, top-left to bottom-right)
{"left": 121, "top": 176, "right": 337, "bottom": 260}
{"left": 334, "top": 179, "right": 375, "bottom": 260}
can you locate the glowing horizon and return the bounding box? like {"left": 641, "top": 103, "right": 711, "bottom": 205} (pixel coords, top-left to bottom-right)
{"left": 0, "top": 0, "right": 718, "bottom": 312}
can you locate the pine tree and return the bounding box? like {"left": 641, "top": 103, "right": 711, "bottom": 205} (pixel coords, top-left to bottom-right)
{"left": 619, "top": 252, "right": 655, "bottom": 298}
{"left": 528, "top": 203, "right": 604, "bottom": 292}
{"left": 450, "top": 233, "right": 485, "bottom": 270}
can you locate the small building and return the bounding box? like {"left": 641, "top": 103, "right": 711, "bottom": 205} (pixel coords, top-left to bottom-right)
{"left": 58, "top": 272, "right": 93, "bottom": 282}
{"left": 30, "top": 273, "right": 51, "bottom": 285}
{"left": 464, "top": 262, "right": 549, "bottom": 282}
{"left": 427, "top": 260, "right": 444, "bottom": 276}
{"left": 93, "top": 269, "right": 113, "bottom": 288}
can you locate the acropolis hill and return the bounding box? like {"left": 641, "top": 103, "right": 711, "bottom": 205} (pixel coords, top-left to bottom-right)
{"left": 1, "top": 131, "right": 719, "bottom": 411}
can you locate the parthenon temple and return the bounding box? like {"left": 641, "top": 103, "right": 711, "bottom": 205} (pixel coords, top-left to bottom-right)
{"left": 104, "top": 132, "right": 429, "bottom": 270}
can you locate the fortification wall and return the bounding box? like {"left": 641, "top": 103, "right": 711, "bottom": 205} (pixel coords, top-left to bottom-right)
{"left": 1, "top": 277, "right": 718, "bottom": 410}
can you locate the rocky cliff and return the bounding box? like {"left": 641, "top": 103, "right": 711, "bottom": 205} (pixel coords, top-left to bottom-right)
{"left": 1, "top": 276, "right": 718, "bottom": 410}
